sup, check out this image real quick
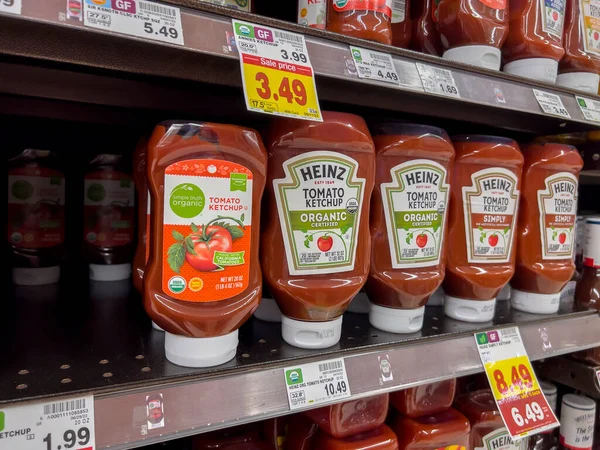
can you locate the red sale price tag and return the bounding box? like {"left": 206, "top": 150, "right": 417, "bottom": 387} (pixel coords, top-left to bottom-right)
{"left": 475, "top": 328, "right": 560, "bottom": 439}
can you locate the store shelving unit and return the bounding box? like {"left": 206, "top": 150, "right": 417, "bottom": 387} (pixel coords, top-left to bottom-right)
{"left": 1, "top": 1, "right": 600, "bottom": 449}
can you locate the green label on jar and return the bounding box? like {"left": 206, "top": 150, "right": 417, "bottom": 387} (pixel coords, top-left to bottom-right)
{"left": 381, "top": 160, "right": 449, "bottom": 268}
{"left": 273, "top": 151, "right": 365, "bottom": 275}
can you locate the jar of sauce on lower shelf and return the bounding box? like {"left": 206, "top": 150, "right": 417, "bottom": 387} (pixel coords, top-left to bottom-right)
{"left": 391, "top": 407, "right": 471, "bottom": 450}
{"left": 367, "top": 123, "right": 454, "bottom": 333}
{"left": 409, "top": 0, "right": 443, "bottom": 56}
{"left": 436, "top": 0, "right": 509, "bottom": 70}
{"left": 557, "top": 0, "right": 600, "bottom": 93}
{"left": 327, "top": 0, "right": 393, "bottom": 45}
{"left": 298, "top": 0, "right": 326, "bottom": 29}
{"left": 8, "top": 149, "right": 65, "bottom": 286}
{"left": 144, "top": 121, "right": 267, "bottom": 367}
{"left": 304, "top": 394, "right": 389, "bottom": 438}
{"left": 262, "top": 112, "right": 375, "bottom": 349}
{"left": 391, "top": 0, "right": 411, "bottom": 48}
{"left": 84, "top": 154, "right": 135, "bottom": 282}
{"left": 502, "top": 0, "right": 566, "bottom": 83}
{"left": 314, "top": 425, "right": 399, "bottom": 450}
{"left": 511, "top": 143, "right": 583, "bottom": 315}
{"left": 389, "top": 379, "right": 457, "bottom": 418}
{"left": 455, "top": 389, "right": 523, "bottom": 450}
{"left": 443, "top": 136, "right": 523, "bottom": 322}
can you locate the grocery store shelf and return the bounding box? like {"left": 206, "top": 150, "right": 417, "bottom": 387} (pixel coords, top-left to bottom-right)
{"left": 1, "top": 281, "right": 599, "bottom": 449}
{"left": 580, "top": 170, "right": 600, "bottom": 185}
{"left": 1, "top": 0, "right": 599, "bottom": 134}
{"left": 537, "top": 356, "right": 600, "bottom": 400}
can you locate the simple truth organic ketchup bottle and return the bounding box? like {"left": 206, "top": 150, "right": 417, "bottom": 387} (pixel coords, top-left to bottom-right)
{"left": 511, "top": 143, "right": 583, "bottom": 315}
{"left": 84, "top": 154, "right": 135, "bottom": 281}
{"left": 502, "top": 0, "right": 566, "bottom": 83}
{"left": 367, "top": 123, "right": 454, "bottom": 333}
{"left": 262, "top": 112, "right": 375, "bottom": 349}
{"left": 557, "top": 0, "right": 600, "bottom": 93}
{"left": 436, "top": 0, "right": 509, "bottom": 70}
{"left": 327, "top": 0, "right": 393, "bottom": 45}
{"left": 8, "top": 149, "right": 65, "bottom": 285}
{"left": 144, "top": 121, "right": 267, "bottom": 367}
{"left": 443, "top": 136, "right": 523, "bottom": 322}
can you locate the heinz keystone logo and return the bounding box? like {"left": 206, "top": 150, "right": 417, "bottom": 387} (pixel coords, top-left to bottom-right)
{"left": 285, "top": 368, "right": 303, "bottom": 385}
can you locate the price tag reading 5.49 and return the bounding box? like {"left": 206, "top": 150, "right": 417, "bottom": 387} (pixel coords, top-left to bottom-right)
{"left": 475, "top": 328, "right": 559, "bottom": 440}
{"left": 232, "top": 19, "right": 322, "bottom": 122}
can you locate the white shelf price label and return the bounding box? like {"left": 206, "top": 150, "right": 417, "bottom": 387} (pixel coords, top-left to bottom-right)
{"left": 576, "top": 96, "right": 600, "bottom": 123}
{"left": 0, "top": 0, "right": 22, "bottom": 15}
{"left": 416, "top": 63, "right": 460, "bottom": 98}
{"left": 0, "top": 395, "right": 95, "bottom": 450}
{"left": 596, "top": 369, "right": 600, "bottom": 387}
{"left": 83, "top": 0, "right": 184, "bottom": 46}
{"left": 284, "top": 358, "right": 351, "bottom": 411}
{"left": 475, "top": 328, "right": 560, "bottom": 440}
{"left": 349, "top": 46, "right": 400, "bottom": 85}
{"left": 533, "top": 89, "right": 571, "bottom": 118}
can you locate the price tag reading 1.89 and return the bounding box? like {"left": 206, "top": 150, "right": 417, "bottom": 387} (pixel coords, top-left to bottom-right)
{"left": 232, "top": 19, "right": 322, "bottom": 122}
{"left": 475, "top": 328, "right": 560, "bottom": 439}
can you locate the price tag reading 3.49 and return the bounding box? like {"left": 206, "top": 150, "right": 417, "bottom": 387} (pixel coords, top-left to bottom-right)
{"left": 284, "top": 358, "right": 350, "bottom": 411}
{"left": 475, "top": 328, "right": 559, "bottom": 440}
{"left": 0, "top": 395, "right": 95, "bottom": 450}
{"left": 232, "top": 19, "right": 322, "bottom": 121}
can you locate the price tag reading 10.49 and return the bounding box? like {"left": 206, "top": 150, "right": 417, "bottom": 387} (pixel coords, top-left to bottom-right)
{"left": 475, "top": 328, "right": 560, "bottom": 440}
{"left": 232, "top": 19, "right": 322, "bottom": 122}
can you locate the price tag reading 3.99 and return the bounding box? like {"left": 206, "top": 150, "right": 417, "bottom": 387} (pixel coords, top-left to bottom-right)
{"left": 475, "top": 328, "right": 560, "bottom": 439}
{"left": 232, "top": 19, "right": 322, "bottom": 121}
{"left": 0, "top": 0, "right": 22, "bottom": 15}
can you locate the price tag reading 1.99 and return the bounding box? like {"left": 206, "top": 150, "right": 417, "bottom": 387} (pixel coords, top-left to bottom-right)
{"left": 232, "top": 19, "right": 322, "bottom": 122}
{"left": 475, "top": 328, "right": 560, "bottom": 439}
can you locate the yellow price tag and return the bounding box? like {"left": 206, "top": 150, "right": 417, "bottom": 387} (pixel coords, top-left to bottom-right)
{"left": 484, "top": 355, "right": 540, "bottom": 401}
{"left": 241, "top": 54, "right": 321, "bottom": 120}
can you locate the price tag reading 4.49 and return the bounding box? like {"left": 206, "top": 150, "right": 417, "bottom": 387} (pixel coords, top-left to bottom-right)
{"left": 349, "top": 46, "right": 400, "bottom": 85}
{"left": 232, "top": 19, "right": 322, "bottom": 122}
{"left": 0, "top": 395, "right": 95, "bottom": 450}
{"left": 475, "top": 328, "right": 559, "bottom": 440}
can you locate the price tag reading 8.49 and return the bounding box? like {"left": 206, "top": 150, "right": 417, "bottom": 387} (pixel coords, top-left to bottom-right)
{"left": 233, "top": 19, "right": 322, "bottom": 122}
{"left": 475, "top": 328, "right": 560, "bottom": 440}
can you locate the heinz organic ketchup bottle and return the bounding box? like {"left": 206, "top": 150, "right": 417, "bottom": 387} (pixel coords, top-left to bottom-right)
{"left": 8, "top": 149, "right": 65, "bottom": 285}
{"left": 511, "top": 143, "right": 583, "bottom": 315}
{"left": 443, "top": 136, "right": 523, "bottom": 322}
{"left": 262, "top": 112, "right": 375, "bottom": 349}
{"left": 144, "top": 121, "right": 267, "bottom": 367}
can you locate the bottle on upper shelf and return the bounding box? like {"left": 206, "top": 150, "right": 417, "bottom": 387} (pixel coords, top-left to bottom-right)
{"left": 326, "top": 0, "right": 393, "bottom": 45}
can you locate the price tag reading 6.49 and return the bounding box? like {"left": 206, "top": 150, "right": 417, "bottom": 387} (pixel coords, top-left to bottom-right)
{"left": 233, "top": 19, "right": 322, "bottom": 121}
{"left": 475, "top": 328, "right": 559, "bottom": 440}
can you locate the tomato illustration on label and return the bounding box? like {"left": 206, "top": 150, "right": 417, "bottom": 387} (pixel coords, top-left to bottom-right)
{"left": 162, "top": 159, "right": 253, "bottom": 302}
{"left": 316, "top": 235, "right": 334, "bottom": 252}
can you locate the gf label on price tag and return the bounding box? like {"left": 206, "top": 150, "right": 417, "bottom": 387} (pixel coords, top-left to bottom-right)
{"left": 416, "top": 63, "right": 460, "bottom": 98}
{"left": 0, "top": 0, "right": 22, "bottom": 15}
{"left": 533, "top": 90, "right": 571, "bottom": 118}
{"left": 0, "top": 395, "right": 95, "bottom": 450}
{"left": 232, "top": 19, "right": 322, "bottom": 121}
{"left": 284, "top": 358, "right": 350, "bottom": 411}
{"left": 576, "top": 96, "right": 600, "bottom": 122}
{"left": 350, "top": 46, "right": 399, "bottom": 85}
{"left": 475, "top": 328, "right": 559, "bottom": 439}
{"left": 83, "top": 0, "right": 184, "bottom": 46}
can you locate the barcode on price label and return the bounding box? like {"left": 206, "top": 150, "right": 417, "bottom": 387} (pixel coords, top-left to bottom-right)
{"left": 284, "top": 358, "right": 351, "bottom": 411}
{"left": 0, "top": 0, "right": 21, "bottom": 15}
{"left": 533, "top": 89, "right": 571, "bottom": 118}
{"left": 416, "top": 63, "right": 461, "bottom": 98}
{"left": 350, "top": 46, "right": 400, "bottom": 85}
{"left": 138, "top": 1, "right": 176, "bottom": 16}
{"left": 43, "top": 398, "right": 87, "bottom": 414}
{"left": 274, "top": 30, "right": 303, "bottom": 44}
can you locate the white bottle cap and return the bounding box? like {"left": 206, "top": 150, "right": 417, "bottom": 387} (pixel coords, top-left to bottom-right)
{"left": 164, "top": 329, "right": 238, "bottom": 367}
{"left": 12, "top": 266, "right": 60, "bottom": 285}
{"left": 497, "top": 284, "right": 511, "bottom": 301}
{"left": 556, "top": 72, "right": 600, "bottom": 94}
{"left": 426, "top": 287, "right": 445, "bottom": 306}
{"left": 369, "top": 303, "right": 425, "bottom": 333}
{"left": 89, "top": 263, "right": 131, "bottom": 281}
{"left": 511, "top": 289, "right": 560, "bottom": 314}
{"left": 152, "top": 321, "right": 165, "bottom": 332}
{"left": 281, "top": 316, "right": 342, "bottom": 349}
{"left": 444, "top": 296, "right": 496, "bottom": 322}
{"left": 443, "top": 45, "right": 502, "bottom": 71}
{"left": 346, "top": 290, "right": 370, "bottom": 314}
{"left": 540, "top": 380, "right": 558, "bottom": 411}
{"left": 253, "top": 296, "right": 283, "bottom": 323}
{"left": 562, "top": 394, "right": 596, "bottom": 410}
{"left": 503, "top": 58, "right": 558, "bottom": 83}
